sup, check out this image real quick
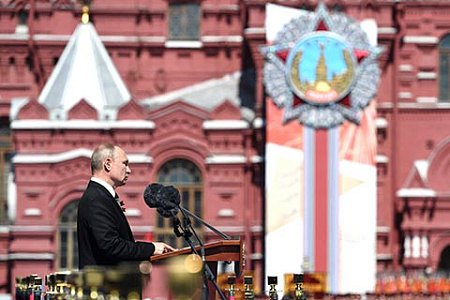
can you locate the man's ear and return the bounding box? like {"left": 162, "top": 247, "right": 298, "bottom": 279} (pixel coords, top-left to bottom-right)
{"left": 104, "top": 158, "right": 112, "bottom": 172}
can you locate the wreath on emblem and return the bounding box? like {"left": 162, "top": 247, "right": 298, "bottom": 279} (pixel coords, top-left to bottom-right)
{"left": 260, "top": 3, "right": 383, "bottom": 129}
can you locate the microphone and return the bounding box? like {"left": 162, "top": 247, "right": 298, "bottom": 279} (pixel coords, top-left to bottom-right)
{"left": 155, "top": 185, "right": 180, "bottom": 218}
{"left": 143, "top": 183, "right": 164, "bottom": 208}
{"left": 143, "top": 183, "right": 231, "bottom": 240}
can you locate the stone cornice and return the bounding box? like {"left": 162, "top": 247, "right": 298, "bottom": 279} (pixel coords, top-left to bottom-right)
{"left": 12, "top": 148, "right": 153, "bottom": 164}
{"left": 204, "top": 155, "right": 263, "bottom": 164}
{"left": 6, "top": 253, "right": 54, "bottom": 261}
{"left": 206, "top": 155, "right": 247, "bottom": 164}
{"left": 397, "top": 188, "right": 436, "bottom": 198}
{"left": 203, "top": 120, "right": 250, "bottom": 130}
{"left": 403, "top": 36, "right": 439, "bottom": 45}
{"left": 0, "top": 34, "right": 243, "bottom": 48}
{"left": 11, "top": 120, "right": 155, "bottom": 130}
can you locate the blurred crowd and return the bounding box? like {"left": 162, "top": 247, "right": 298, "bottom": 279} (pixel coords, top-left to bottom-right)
{"left": 374, "top": 271, "right": 450, "bottom": 295}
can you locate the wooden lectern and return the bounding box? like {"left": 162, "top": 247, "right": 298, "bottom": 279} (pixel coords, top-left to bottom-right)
{"left": 150, "top": 239, "right": 245, "bottom": 299}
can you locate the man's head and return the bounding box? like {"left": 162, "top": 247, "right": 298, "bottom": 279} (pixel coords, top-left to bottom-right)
{"left": 91, "top": 143, "right": 131, "bottom": 188}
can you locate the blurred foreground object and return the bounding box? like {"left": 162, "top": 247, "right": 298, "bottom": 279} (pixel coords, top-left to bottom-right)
{"left": 167, "top": 254, "right": 203, "bottom": 300}
{"left": 268, "top": 276, "right": 278, "bottom": 300}
{"left": 244, "top": 276, "right": 255, "bottom": 300}
{"left": 17, "top": 261, "right": 151, "bottom": 300}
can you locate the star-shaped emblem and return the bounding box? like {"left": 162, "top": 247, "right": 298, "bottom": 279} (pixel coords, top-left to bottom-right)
{"left": 260, "top": 3, "right": 384, "bottom": 129}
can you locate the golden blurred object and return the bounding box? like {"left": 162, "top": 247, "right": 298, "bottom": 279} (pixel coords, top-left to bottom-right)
{"left": 127, "top": 291, "right": 140, "bottom": 300}
{"left": 139, "top": 260, "right": 153, "bottom": 275}
{"left": 81, "top": 5, "right": 89, "bottom": 24}
{"left": 184, "top": 254, "right": 203, "bottom": 274}
{"left": 168, "top": 255, "right": 202, "bottom": 300}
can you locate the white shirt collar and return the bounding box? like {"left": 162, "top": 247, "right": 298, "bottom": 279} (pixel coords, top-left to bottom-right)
{"left": 90, "top": 177, "right": 116, "bottom": 198}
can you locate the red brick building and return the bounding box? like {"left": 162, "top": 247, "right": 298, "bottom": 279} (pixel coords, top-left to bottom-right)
{"left": 1, "top": 0, "right": 450, "bottom": 297}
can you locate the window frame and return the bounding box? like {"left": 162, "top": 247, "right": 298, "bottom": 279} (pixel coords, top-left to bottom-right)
{"left": 155, "top": 159, "right": 203, "bottom": 249}
{"left": 168, "top": 1, "right": 201, "bottom": 41}
{"left": 57, "top": 200, "right": 79, "bottom": 270}
{"left": 439, "top": 35, "right": 450, "bottom": 102}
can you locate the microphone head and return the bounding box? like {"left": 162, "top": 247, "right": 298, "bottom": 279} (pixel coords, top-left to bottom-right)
{"left": 143, "top": 183, "right": 164, "bottom": 208}
{"left": 156, "top": 185, "right": 180, "bottom": 218}
{"left": 157, "top": 185, "right": 181, "bottom": 206}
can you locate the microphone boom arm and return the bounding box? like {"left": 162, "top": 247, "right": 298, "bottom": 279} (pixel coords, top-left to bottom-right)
{"left": 179, "top": 206, "right": 232, "bottom": 240}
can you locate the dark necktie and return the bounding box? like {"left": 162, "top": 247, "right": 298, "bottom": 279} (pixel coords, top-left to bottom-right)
{"left": 115, "top": 193, "right": 126, "bottom": 212}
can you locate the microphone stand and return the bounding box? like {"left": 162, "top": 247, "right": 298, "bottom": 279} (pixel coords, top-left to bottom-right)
{"left": 179, "top": 206, "right": 232, "bottom": 240}
{"left": 172, "top": 209, "right": 227, "bottom": 300}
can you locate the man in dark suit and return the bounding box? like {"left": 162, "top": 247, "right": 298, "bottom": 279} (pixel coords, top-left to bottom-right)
{"left": 77, "top": 143, "right": 175, "bottom": 269}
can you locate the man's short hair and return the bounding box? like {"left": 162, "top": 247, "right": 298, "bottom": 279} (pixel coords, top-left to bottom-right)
{"left": 91, "top": 143, "right": 116, "bottom": 174}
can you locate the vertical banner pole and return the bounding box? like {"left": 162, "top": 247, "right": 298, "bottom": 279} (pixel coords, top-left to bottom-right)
{"left": 314, "top": 128, "right": 329, "bottom": 274}
{"left": 304, "top": 126, "right": 315, "bottom": 271}
{"left": 328, "top": 127, "right": 339, "bottom": 293}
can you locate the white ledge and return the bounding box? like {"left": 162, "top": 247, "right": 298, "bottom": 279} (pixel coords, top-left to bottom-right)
{"left": 249, "top": 253, "right": 264, "bottom": 260}
{"left": 377, "top": 254, "right": 393, "bottom": 260}
{"left": 250, "top": 225, "right": 263, "bottom": 232}
{"left": 377, "top": 226, "right": 390, "bottom": 233}
{"left": 376, "top": 155, "right": 389, "bottom": 164}
{"left": 0, "top": 254, "right": 9, "bottom": 261}
{"left": 127, "top": 154, "right": 154, "bottom": 164}
{"left": 397, "top": 102, "right": 450, "bottom": 109}
{"left": 244, "top": 28, "right": 265, "bottom": 35}
{"left": 203, "top": 4, "right": 240, "bottom": 11}
{"left": 218, "top": 209, "right": 235, "bottom": 217}
{"left": 206, "top": 155, "right": 246, "bottom": 164}
{"left": 376, "top": 118, "right": 388, "bottom": 128}
{"left": 399, "top": 65, "right": 413, "bottom": 72}
{"left": 11, "top": 120, "right": 155, "bottom": 130}
{"left": 201, "top": 36, "right": 243, "bottom": 43}
{"left": 203, "top": 120, "right": 249, "bottom": 130}
{"left": 397, "top": 188, "right": 436, "bottom": 198}
{"left": 377, "top": 103, "right": 394, "bottom": 109}
{"left": 416, "top": 97, "right": 437, "bottom": 103}
{"left": 0, "top": 226, "right": 10, "bottom": 234}
{"left": 403, "top": 36, "right": 439, "bottom": 44}
{"left": 23, "top": 208, "right": 42, "bottom": 216}
{"left": 417, "top": 72, "right": 437, "bottom": 80}
{"left": 251, "top": 155, "right": 264, "bottom": 163}
{"left": 10, "top": 225, "right": 53, "bottom": 232}
{"left": 9, "top": 253, "right": 54, "bottom": 260}
{"left": 0, "top": 33, "right": 168, "bottom": 44}
{"left": 378, "top": 27, "right": 397, "bottom": 35}
{"left": 124, "top": 208, "right": 142, "bottom": 217}
{"left": 100, "top": 36, "right": 166, "bottom": 43}
{"left": 13, "top": 148, "right": 153, "bottom": 164}
{"left": 165, "top": 40, "right": 203, "bottom": 48}
{"left": 398, "top": 92, "right": 412, "bottom": 99}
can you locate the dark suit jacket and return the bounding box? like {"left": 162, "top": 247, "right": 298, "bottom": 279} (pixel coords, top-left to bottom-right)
{"left": 77, "top": 181, "right": 155, "bottom": 269}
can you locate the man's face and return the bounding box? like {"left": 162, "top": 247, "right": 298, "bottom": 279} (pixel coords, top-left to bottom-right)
{"left": 109, "top": 147, "right": 131, "bottom": 188}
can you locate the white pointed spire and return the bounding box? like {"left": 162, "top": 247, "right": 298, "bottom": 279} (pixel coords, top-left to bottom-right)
{"left": 38, "top": 22, "right": 131, "bottom": 120}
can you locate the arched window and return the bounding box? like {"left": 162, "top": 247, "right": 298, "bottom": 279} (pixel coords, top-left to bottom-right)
{"left": 438, "top": 245, "right": 450, "bottom": 271}
{"left": 0, "top": 117, "right": 12, "bottom": 224}
{"left": 156, "top": 159, "right": 203, "bottom": 249}
{"left": 58, "top": 200, "right": 79, "bottom": 270}
{"left": 439, "top": 35, "right": 450, "bottom": 102}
